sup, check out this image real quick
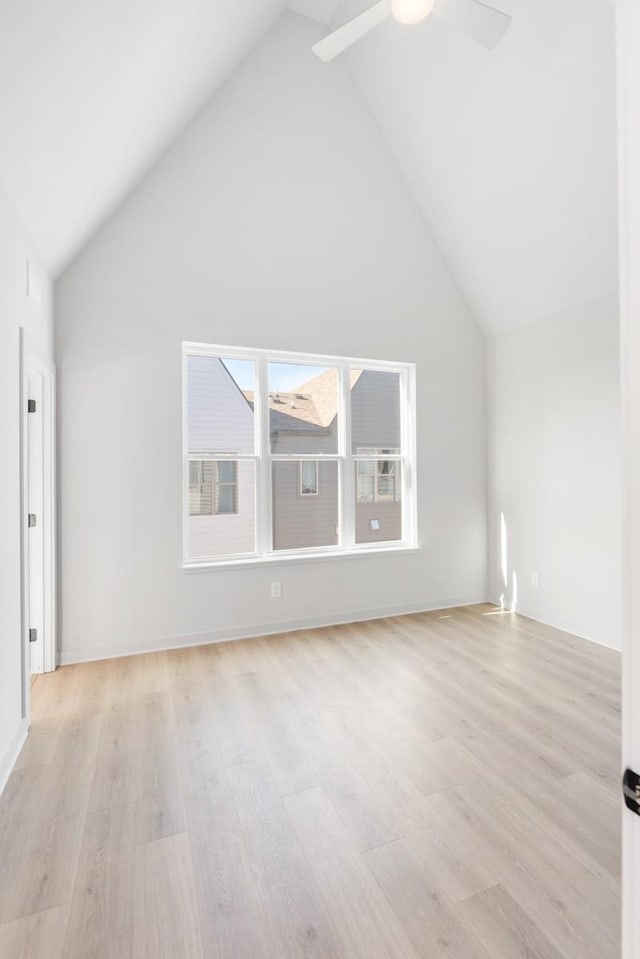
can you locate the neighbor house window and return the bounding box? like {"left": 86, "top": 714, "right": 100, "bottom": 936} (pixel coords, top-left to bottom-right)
{"left": 300, "top": 460, "right": 319, "bottom": 496}
{"left": 183, "top": 344, "right": 416, "bottom": 564}
{"left": 189, "top": 461, "right": 238, "bottom": 515}
{"left": 356, "top": 449, "right": 401, "bottom": 503}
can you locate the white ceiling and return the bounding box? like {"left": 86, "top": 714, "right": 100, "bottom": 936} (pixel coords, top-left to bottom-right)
{"left": 0, "top": 0, "right": 618, "bottom": 335}
{"left": 336, "top": 0, "right": 618, "bottom": 334}
{"left": 0, "top": 0, "right": 285, "bottom": 276}
{"left": 289, "top": 0, "right": 340, "bottom": 24}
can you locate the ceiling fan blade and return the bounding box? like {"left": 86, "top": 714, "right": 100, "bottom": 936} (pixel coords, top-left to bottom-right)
{"left": 312, "top": 1, "right": 391, "bottom": 62}
{"left": 432, "top": 0, "right": 512, "bottom": 49}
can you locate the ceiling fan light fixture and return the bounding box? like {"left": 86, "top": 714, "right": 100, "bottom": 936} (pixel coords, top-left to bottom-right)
{"left": 391, "top": 0, "right": 435, "bottom": 25}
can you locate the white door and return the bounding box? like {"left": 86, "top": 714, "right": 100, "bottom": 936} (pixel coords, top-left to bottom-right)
{"left": 24, "top": 358, "right": 56, "bottom": 675}
{"left": 27, "top": 371, "right": 45, "bottom": 673}
{"left": 617, "top": 1, "right": 640, "bottom": 956}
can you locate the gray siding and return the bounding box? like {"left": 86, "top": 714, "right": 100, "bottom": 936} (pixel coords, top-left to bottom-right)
{"left": 355, "top": 500, "right": 402, "bottom": 544}
{"left": 188, "top": 355, "right": 254, "bottom": 453}
{"left": 272, "top": 431, "right": 336, "bottom": 454}
{"left": 272, "top": 461, "right": 338, "bottom": 550}
{"left": 351, "top": 371, "right": 401, "bottom": 452}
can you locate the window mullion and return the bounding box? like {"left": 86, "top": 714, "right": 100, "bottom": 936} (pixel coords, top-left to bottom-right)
{"left": 340, "top": 364, "right": 354, "bottom": 548}
{"left": 256, "top": 356, "right": 272, "bottom": 555}
{"left": 401, "top": 367, "right": 414, "bottom": 545}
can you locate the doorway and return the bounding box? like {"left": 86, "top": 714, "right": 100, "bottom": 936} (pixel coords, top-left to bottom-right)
{"left": 22, "top": 345, "right": 56, "bottom": 680}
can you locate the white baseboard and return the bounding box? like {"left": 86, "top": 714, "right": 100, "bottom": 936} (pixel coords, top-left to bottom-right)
{"left": 0, "top": 719, "right": 28, "bottom": 798}
{"left": 487, "top": 593, "right": 621, "bottom": 652}
{"left": 58, "top": 595, "right": 487, "bottom": 665}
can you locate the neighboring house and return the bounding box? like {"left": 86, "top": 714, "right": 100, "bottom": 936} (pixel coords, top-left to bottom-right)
{"left": 187, "top": 355, "right": 256, "bottom": 557}
{"left": 188, "top": 358, "right": 402, "bottom": 556}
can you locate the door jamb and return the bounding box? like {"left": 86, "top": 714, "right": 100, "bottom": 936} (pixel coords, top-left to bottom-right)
{"left": 617, "top": 1, "right": 640, "bottom": 956}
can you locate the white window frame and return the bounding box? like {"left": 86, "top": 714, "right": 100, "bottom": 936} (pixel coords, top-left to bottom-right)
{"left": 299, "top": 460, "right": 319, "bottom": 497}
{"left": 182, "top": 342, "right": 418, "bottom": 568}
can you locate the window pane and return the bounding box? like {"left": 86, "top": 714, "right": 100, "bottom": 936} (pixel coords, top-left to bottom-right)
{"left": 187, "top": 354, "right": 255, "bottom": 454}
{"left": 188, "top": 459, "right": 255, "bottom": 558}
{"left": 351, "top": 370, "right": 401, "bottom": 454}
{"left": 355, "top": 461, "right": 402, "bottom": 544}
{"left": 300, "top": 460, "right": 318, "bottom": 495}
{"left": 273, "top": 460, "right": 338, "bottom": 550}
{"left": 216, "top": 482, "right": 237, "bottom": 514}
{"left": 356, "top": 460, "right": 375, "bottom": 502}
{"left": 268, "top": 363, "right": 338, "bottom": 454}
{"left": 217, "top": 460, "right": 237, "bottom": 484}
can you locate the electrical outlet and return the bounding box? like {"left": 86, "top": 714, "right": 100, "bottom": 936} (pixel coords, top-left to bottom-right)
{"left": 271, "top": 581, "right": 282, "bottom": 599}
{"left": 531, "top": 571, "right": 540, "bottom": 588}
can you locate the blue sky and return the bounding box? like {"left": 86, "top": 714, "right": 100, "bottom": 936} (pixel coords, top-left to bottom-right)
{"left": 222, "top": 359, "right": 327, "bottom": 393}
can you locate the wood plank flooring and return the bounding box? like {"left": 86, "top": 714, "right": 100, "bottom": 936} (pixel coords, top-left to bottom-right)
{"left": 1, "top": 604, "right": 621, "bottom": 958}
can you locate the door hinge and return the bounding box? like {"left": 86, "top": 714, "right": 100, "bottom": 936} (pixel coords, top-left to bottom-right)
{"left": 623, "top": 768, "right": 640, "bottom": 816}
{"left": 29, "top": 628, "right": 37, "bottom": 644}
{"left": 27, "top": 399, "right": 36, "bottom": 413}
{"left": 28, "top": 513, "right": 37, "bottom": 528}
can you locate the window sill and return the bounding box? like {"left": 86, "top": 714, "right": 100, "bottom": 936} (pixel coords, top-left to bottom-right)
{"left": 181, "top": 543, "right": 421, "bottom": 572}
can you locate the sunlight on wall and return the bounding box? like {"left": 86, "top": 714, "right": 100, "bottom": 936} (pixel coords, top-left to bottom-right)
{"left": 499, "top": 510, "right": 518, "bottom": 613}
{"left": 500, "top": 511, "right": 508, "bottom": 607}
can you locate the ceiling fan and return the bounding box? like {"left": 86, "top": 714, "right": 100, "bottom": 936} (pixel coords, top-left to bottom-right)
{"left": 312, "top": 0, "right": 512, "bottom": 62}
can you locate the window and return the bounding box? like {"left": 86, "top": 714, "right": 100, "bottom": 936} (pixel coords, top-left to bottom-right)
{"left": 183, "top": 344, "right": 416, "bottom": 564}
{"left": 300, "top": 460, "right": 319, "bottom": 496}
{"left": 356, "top": 449, "right": 401, "bottom": 503}
{"left": 214, "top": 461, "right": 238, "bottom": 513}
{"left": 189, "top": 460, "right": 238, "bottom": 515}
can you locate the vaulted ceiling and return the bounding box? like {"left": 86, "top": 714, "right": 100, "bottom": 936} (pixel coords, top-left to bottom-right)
{"left": 0, "top": 0, "right": 617, "bottom": 334}
{"left": 0, "top": 0, "right": 286, "bottom": 277}
{"left": 336, "top": 0, "right": 618, "bottom": 334}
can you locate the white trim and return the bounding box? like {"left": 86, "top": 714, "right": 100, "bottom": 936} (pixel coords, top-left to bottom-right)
{"left": 0, "top": 719, "right": 28, "bottom": 798}
{"left": 43, "top": 369, "right": 56, "bottom": 672}
{"left": 183, "top": 341, "right": 415, "bottom": 372}
{"left": 257, "top": 355, "right": 271, "bottom": 553}
{"left": 402, "top": 365, "right": 417, "bottom": 543}
{"left": 182, "top": 543, "right": 421, "bottom": 570}
{"left": 487, "top": 594, "right": 623, "bottom": 652}
{"left": 182, "top": 346, "right": 190, "bottom": 563}
{"left": 19, "top": 330, "right": 29, "bottom": 720}
{"left": 340, "top": 363, "right": 352, "bottom": 547}
{"left": 58, "top": 595, "right": 487, "bottom": 665}
{"left": 182, "top": 343, "right": 417, "bottom": 565}
{"left": 617, "top": 1, "right": 640, "bottom": 955}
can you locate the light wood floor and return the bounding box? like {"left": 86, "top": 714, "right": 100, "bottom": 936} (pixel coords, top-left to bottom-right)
{"left": 0, "top": 604, "right": 621, "bottom": 959}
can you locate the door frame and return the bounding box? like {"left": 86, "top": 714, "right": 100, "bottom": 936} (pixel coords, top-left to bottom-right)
{"left": 20, "top": 331, "right": 56, "bottom": 691}
{"left": 617, "top": 1, "right": 640, "bottom": 956}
